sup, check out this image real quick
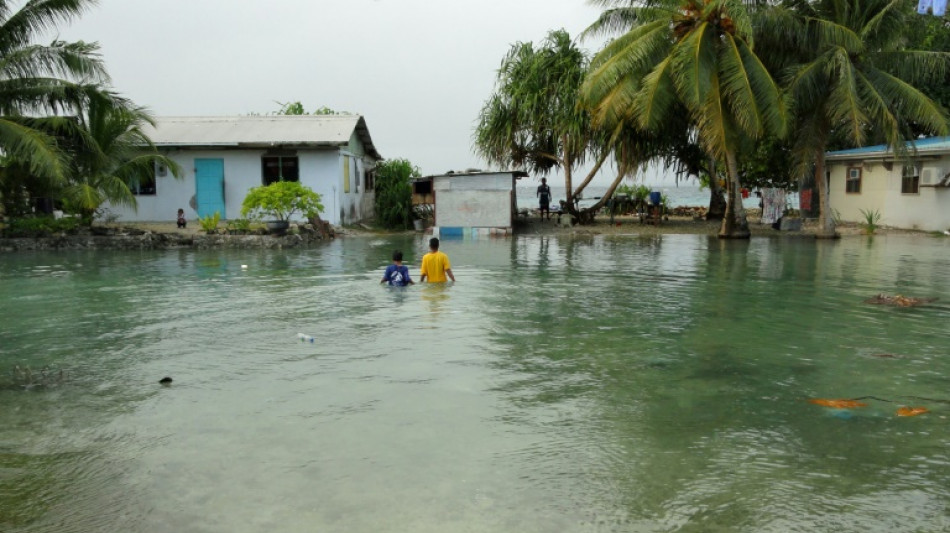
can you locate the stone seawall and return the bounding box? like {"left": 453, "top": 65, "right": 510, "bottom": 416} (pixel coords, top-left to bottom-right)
{"left": 0, "top": 231, "right": 330, "bottom": 252}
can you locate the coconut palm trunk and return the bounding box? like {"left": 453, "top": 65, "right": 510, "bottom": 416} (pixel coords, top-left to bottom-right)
{"left": 719, "top": 150, "right": 750, "bottom": 238}
{"left": 813, "top": 150, "right": 837, "bottom": 238}
{"left": 706, "top": 155, "right": 726, "bottom": 220}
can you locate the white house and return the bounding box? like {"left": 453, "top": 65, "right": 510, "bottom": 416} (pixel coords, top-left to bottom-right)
{"left": 826, "top": 137, "right": 950, "bottom": 231}
{"left": 421, "top": 170, "right": 527, "bottom": 238}
{"left": 107, "top": 115, "right": 382, "bottom": 225}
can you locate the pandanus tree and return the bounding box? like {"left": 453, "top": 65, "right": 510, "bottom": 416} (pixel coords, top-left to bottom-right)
{"left": 757, "top": 0, "right": 950, "bottom": 237}
{"left": 475, "top": 29, "right": 663, "bottom": 223}
{"left": 474, "top": 30, "right": 612, "bottom": 221}
{"left": 582, "top": 0, "right": 785, "bottom": 238}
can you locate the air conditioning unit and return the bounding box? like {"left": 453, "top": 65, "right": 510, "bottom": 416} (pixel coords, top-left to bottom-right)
{"left": 921, "top": 168, "right": 938, "bottom": 186}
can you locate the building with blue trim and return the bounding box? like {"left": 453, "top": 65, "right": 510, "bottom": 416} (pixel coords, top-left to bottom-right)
{"left": 826, "top": 137, "right": 950, "bottom": 231}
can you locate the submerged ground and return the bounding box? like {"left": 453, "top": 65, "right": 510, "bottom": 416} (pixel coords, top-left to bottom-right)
{"left": 2, "top": 233, "right": 948, "bottom": 532}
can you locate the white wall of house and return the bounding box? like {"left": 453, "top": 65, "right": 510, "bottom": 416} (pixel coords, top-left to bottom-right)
{"left": 106, "top": 148, "right": 375, "bottom": 226}
{"left": 829, "top": 160, "right": 950, "bottom": 231}
{"left": 433, "top": 173, "right": 515, "bottom": 228}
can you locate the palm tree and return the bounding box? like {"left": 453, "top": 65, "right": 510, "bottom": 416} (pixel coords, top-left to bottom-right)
{"left": 760, "top": 0, "right": 950, "bottom": 237}
{"left": 0, "top": 0, "right": 110, "bottom": 181}
{"left": 58, "top": 94, "right": 180, "bottom": 223}
{"left": 582, "top": 0, "right": 785, "bottom": 238}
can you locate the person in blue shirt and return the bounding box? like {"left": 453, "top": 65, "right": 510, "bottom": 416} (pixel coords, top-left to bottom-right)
{"left": 381, "top": 250, "right": 414, "bottom": 286}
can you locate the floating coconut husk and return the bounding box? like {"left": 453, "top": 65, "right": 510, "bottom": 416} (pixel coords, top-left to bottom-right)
{"left": 864, "top": 294, "right": 938, "bottom": 307}
{"left": 896, "top": 406, "right": 929, "bottom": 417}
{"left": 809, "top": 398, "right": 868, "bottom": 408}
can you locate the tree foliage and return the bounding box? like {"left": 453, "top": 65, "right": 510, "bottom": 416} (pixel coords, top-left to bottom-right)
{"left": 241, "top": 180, "right": 324, "bottom": 222}
{"left": 275, "top": 101, "right": 351, "bottom": 115}
{"left": 583, "top": 0, "right": 786, "bottom": 237}
{"left": 0, "top": 0, "right": 111, "bottom": 181}
{"left": 373, "top": 158, "right": 419, "bottom": 230}
{"left": 760, "top": 0, "right": 950, "bottom": 236}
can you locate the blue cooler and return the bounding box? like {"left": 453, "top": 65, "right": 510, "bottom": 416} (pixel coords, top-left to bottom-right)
{"left": 649, "top": 191, "right": 662, "bottom": 206}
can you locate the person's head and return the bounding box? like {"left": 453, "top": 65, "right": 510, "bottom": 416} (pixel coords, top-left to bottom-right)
{"left": 429, "top": 237, "right": 440, "bottom": 251}
{"left": 541, "top": 178, "right": 547, "bottom": 184}
{"left": 392, "top": 250, "right": 403, "bottom": 263}
{"left": 177, "top": 208, "right": 184, "bottom": 214}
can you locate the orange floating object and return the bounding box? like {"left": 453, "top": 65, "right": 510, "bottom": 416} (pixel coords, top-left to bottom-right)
{"left": 809, "top": 398, "right": 868, "bottom": 408}
{"left": 897, "top": 407, "right": 929, "bottom": 417}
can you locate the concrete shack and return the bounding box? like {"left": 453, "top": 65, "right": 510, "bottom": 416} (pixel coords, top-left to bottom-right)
{"left": 421, "top": 170, "right": 527, "bottom": 238}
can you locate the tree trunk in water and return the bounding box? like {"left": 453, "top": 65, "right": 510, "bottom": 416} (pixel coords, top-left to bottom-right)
{"left": 706, "top": 155, "right": 726, "bottom": 220}
{"left": 814, "top": 151, "right": 838, "bottom": 239}
{"left": 718, "top": 150, "right": 750, "bottom": 239}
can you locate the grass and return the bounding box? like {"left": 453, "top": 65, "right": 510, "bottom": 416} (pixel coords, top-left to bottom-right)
{"left": 859, "top": 208, "right": 881, "bottom": 234}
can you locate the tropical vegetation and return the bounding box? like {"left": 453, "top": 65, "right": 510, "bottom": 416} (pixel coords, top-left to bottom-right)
{"left": 373, "top": 158, "right": 420, "bottom": 230}
{"left": 240, "top": 180, "right": 324, "bottom": 223}
{"left": 0, "top": 0, "right": 178, "bottom": 228}
{"left": 475, "top": 30, "right": 659, "bottom": 223}
{"left": 473, "top": 0, "right": 950, "bottom": 236}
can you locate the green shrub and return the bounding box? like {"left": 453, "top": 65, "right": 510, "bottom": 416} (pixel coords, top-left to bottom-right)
{"left": 241, "top": 181, "right": 324, "bottom": 222}
{"left": 199, "top": 211, "right": 221, "bottom": 233}
{"left": 3, "top": 216, "right": 81, "bottom": 237}
{"left": 226, "top": 218, "right": 252, "bottom": 233}
{"left": 859, "top": 208, "right": 881, "bottom": 234}
{"left": 374, "top": 159, "right": 420, "bottom": 230}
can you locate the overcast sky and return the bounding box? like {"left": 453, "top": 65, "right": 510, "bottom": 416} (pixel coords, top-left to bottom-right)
{"left": 53, "top": 0, "right": 662, "bottom": 185}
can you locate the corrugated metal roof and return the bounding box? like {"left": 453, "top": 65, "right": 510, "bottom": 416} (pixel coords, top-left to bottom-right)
{"left": 826, "top": 136, "right": 950, "bottom": 160}
{"left": 419, "top": 170, "right": 529, "bottom": 180}
{"left": 142, "top": 115, "right": 382, "bottom": 160}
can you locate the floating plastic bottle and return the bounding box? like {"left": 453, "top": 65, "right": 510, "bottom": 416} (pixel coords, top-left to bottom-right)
{"left": 297, "top": 333, "right": 315, "bottom": 343}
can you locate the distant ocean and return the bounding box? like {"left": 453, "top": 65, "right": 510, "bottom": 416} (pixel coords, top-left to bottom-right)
{"left": 517, "top": 184, "right": 800, "bottom": 211}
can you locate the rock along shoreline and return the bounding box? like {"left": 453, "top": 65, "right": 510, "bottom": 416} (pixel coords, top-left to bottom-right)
{"left": 0, "top": 226, "right": 334, "bottom": 253}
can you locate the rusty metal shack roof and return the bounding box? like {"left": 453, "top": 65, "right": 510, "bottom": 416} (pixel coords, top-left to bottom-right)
{"left": 142, "top": 115, "right": 382, "bottom": 160}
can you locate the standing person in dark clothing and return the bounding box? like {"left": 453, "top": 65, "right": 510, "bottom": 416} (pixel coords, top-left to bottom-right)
{"left": 537, "top": 178, "right": 552, "bottom": 221}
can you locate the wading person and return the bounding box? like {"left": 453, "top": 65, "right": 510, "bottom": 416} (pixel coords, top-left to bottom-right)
{"left": 537, "top": 178, "right": 552, "bottom": 221}
{"left": 381, "top": 250, "right": 414, "bottom": 286}
{"left": 419, "top": 238, "right": 455, "bottom": 283}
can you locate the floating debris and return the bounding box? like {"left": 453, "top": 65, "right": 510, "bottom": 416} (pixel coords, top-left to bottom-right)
{"left": 896, "top": 407, "right": 929, "bottom": 417}
{"left": 864, "top": 294, "right": 938, "bottom": 307}
{"left": 159, "top": 376, "right": 173, "bottom": 385}
{"left": 809, "top": 398, "right": 868, "bottom": 408}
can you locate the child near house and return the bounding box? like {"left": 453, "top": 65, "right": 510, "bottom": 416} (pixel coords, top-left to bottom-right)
{"left": 381, "top": 250, "right": 414, "bottom": 287}
{"left": 176, "top": 208, "right": 187, "bottom": 229}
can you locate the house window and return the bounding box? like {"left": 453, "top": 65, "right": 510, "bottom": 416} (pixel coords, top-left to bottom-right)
{"left": 846, "top": 167, "right": 862, "bottom": 193}
{"left": 365, "top": 169, "right": 375, "bottom": 191}
{"left": 128, "top": 172, "right": 157, "bottom": 196}
{"left": 901, "top": 164, "right": 920, "bottom": 194}
{"left": 261, "top": 156, "right": 299, "bottom": 185}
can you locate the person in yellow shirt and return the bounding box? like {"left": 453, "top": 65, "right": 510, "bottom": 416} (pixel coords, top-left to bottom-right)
{"left": 419, "top": 237, "right": 455, "bottom": 283}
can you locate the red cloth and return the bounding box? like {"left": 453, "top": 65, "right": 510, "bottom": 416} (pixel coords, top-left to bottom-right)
{"left": 800, "top": 189, "right": 812, "bottom": 211}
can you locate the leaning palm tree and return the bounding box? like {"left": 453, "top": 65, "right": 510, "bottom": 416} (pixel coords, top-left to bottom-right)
{"left": 760, "top": 0, "right": 950, "bottom": 237}
{"left": 0, "top": 0, "right": 109, "bottom": 181}
{"left": 582, "top": 0, "right": 785, "bottom": 238}
{"left": 59, "top": 94, "right": 180, "bottom": 223}
{"left": 475, "top": 30, "right": 614, "bottom": 219}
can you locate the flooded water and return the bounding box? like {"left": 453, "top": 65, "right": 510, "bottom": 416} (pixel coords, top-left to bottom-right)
{"left": 2, "top": 234, "right": 949, "bottom": 532}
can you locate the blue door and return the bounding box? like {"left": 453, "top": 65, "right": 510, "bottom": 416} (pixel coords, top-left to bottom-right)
{"left": 195, "top": 159, "right": 225, "bottom": 219}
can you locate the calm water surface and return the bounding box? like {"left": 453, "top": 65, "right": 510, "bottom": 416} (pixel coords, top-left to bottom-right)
{"left": 2, "top": 234, "right": 949, "bottom": 532}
